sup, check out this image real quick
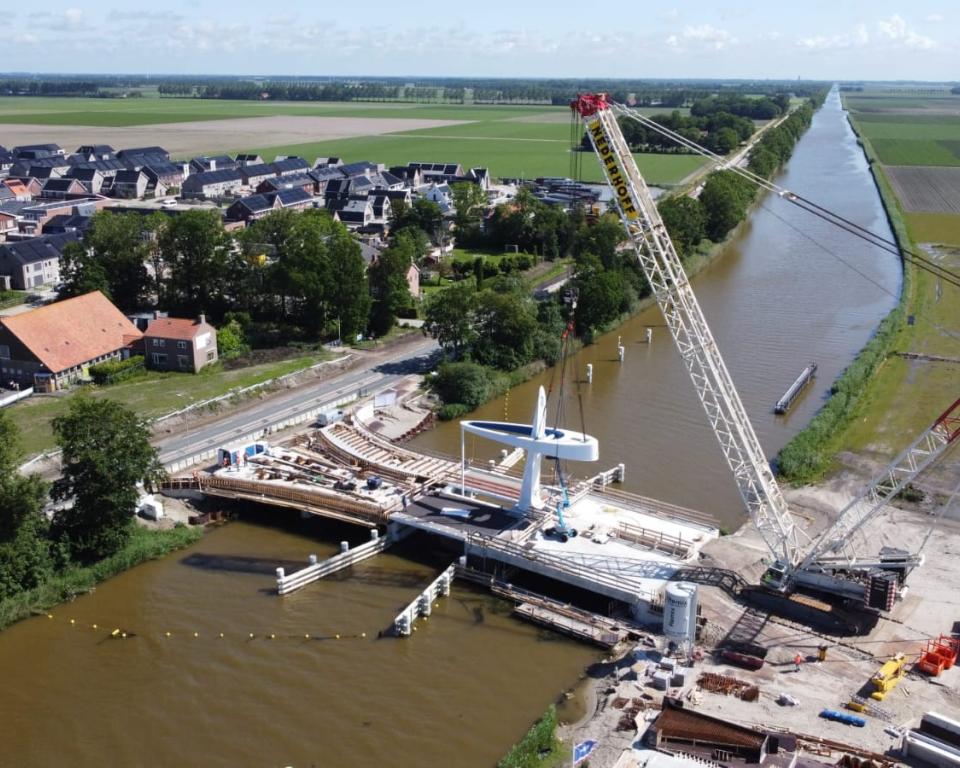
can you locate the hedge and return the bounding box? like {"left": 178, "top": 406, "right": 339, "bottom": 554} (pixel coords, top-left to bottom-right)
{"left": 88, "top": 355, "right": 145, "bottom": 385}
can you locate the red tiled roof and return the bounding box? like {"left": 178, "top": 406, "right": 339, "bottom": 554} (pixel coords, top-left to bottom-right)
{"left": 0, "top": 291, "right": 143, "bottom": 374}
{"left": 144, "top": 317, "right": 207, "bottom": 341}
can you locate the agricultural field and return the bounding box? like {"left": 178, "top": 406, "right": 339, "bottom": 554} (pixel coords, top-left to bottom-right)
{"left": 884, "top": 166, "right": 960, "bottom": 213}
{"left": 0, "top": 96, "right": 706, "bottom": 185}
{"left": 837, "top": 91, "right": 960, "bottom": 487}
{"left": 845, "top": 91, "right": 960, "bottom": 167}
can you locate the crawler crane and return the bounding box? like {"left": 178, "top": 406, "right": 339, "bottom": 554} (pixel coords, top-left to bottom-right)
{"left": 571, "top": 92, "right": 960, "bottom": 609}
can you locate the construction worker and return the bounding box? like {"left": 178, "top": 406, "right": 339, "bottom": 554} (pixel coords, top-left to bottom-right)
{"left": 794, "top": 653, "right": 803, "bottom": 672}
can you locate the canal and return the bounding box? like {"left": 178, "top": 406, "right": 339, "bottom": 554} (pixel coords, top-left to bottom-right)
{"left": 413, "top": 88, "right": 901, "bottom": 528}
{"left": 0, "top": 90, "right": 901, "bottom": 766}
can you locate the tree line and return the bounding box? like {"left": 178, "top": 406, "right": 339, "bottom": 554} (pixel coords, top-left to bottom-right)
{"left": 424, "top": 93, "right": 826, "bottom": 416}
{"left": 58, "top": 206, "right": 422, "bottom": 346}
{"left": 658, "top": 98, "right": 820, "bottom": 258}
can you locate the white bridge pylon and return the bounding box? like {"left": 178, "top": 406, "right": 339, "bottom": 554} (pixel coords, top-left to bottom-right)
{"left": 460, "top": 386, "right": 599, "bottom": 512}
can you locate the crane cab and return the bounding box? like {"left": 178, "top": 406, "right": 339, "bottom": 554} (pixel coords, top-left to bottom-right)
{"left": 761, "top": 561, "right": 790, "bottom": 591}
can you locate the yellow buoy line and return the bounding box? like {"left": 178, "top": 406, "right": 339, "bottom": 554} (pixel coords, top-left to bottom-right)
{"left": 45, "top": 613, "right": 369, "bottom": 642}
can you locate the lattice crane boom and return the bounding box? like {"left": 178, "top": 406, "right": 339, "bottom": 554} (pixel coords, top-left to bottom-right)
{"left": 571, "top": 93, "right": 804, "bottom": 573}
{"left": 801, "top": 397, "right": 960, "bottom": 571}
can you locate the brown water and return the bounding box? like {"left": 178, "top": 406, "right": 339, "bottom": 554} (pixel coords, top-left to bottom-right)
{"left": 0, "top": 515, "right": 595, "bottom": 767}
{"left": 0, "top": 91, "right": 900, "bottom": 767}
{"left": 413, "top": 89, "right": 901, "bottom": 528}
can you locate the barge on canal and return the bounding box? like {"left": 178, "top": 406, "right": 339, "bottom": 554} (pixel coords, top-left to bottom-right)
{"left": 774, "top": 362, "right": 817, "bottom": 415}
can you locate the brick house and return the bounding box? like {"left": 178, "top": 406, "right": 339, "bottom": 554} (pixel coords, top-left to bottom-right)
{"left": 0, "top": 232, "right": 79, "bottom": 289}
{"left": 144, "top": 314, "right": 218, "bottom": 373}
{"left": 0, "top": 290, "right": 142, "bottom": 390}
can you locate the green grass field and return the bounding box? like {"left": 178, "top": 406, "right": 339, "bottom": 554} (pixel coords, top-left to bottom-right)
{"left": 241, "top": 133, "right": 706, "bottom": 185}
{"left": 833, "top": 112, "right": 960, "bottom": 478}
{"left": 0, "top": 95, "right": 706, "bottom": 183}
{"left": 0, "top": 96, "right": 563, "bottom": 125}
{"left": 8, "top": 353, "right": 327, "bottom": 457}
{"left": 905, "top": 212, "right": 960, "bottom": 245}
{"left": 845, "top": 92, "right": 960, "bottom": 166}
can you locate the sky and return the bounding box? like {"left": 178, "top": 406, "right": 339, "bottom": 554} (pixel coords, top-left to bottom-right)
{"left": 2, "top": 1, "right": 957, "bottom": 81}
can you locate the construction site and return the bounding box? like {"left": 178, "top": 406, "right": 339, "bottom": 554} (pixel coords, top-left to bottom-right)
{"left": 153, "top": 91, "right": 960, "bottom": 768}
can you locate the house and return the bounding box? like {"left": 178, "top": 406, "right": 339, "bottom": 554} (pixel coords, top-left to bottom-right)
{"left": 143, "top": 314, "right": 218, "bottom": 373}
{"left": 141, "top": 163, "right": 185, "bottom": 195}
{"left": 13, "top": 143, "right": 64, "bottom": 160}
{"left": 117, "top": 146, "right": 170, "bottom": 163}
{"left": 332, "top": 199, "right": 374, "bottom": 229}
{"left": 239, "top": 163, "right": 276, "bottom": 188}
{"left": 40, "top": 177, "right": 87, "bottom": 200}
{"left": 0, "top": 178, "right": 32, "bottom": 201}
{"left": 41, "top": 214, "right": 92, "bottom": 236}
{"left": 0, "top": 291, "right": 142, "bottom": 391}
{"left": 24, "top": 164, "right": 64, "bottom": 181}
{"left": 258, "top": 172, "right": 315, "bottom": 196}
{"left": 0, "top": 149, "right": 14, "bottom": 176}
{"left": 0, "top": 210, "right": 19, "bottom": 240}
{"left": 0, "top": 232, "right": 79, "bottom": 290}
{"left": 68, "top": 158, "right": 127, "bottom": 185}
{"left": 17, "top": 198, "right": 106, "bottom": 236}
{"left": 422, "top": 182, "right": 453, "bottom": 211}
{"left": 111, "top": 169, "right": 149, "bottom": 199}
{"left": 63, "top": 167, "right": 105, "bottom": 194}
{"left": 224, "top": 187, "right": 315, "bottom": 223}
{"left": 405, "top": 162, "right": 463, "bottom": 184}
{"left": 181, "top": 168, "right": 244, "bottom": 200}
{"left": 190, "top": 155, "right": 237, "bottom": 174}
{"left": 225, "top": 193, "right": 280, "bottom": 223}
{"left": 235, "top": 153, "right": 263, "bottom": 166}
{"left": 75, "top": 144, "right": 115, "bottom": 162}
{"left": 271, "top": 157, "right": 310, "bottom": 176}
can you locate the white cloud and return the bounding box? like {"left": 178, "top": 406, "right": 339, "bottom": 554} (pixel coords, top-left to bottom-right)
{"left": 876, "top": 14, "right": 937, "bottom": 49}
{"left": 923, "top": 12, "right": 944, "bottom": 22}
{"left": 666, "top": 24, "right": 737, "bottom": 51}
{"left": 797, "top": 16, "right": 935, "bottom": 52}
{"left": 797, "top": 22, "right": 869, "bottom": 51}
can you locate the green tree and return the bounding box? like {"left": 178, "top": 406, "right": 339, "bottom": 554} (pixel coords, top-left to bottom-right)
{"left": 451, "top": 182, "right": 487, "bottom": 245}
{"left": 471, "top": 290, "right": 539, "bottom": 371}
{"left": 658, "top": 196, "right": 706, "bottom": 257}
{"left": 58, "top": 241, "right": 109, "bottom": 300}
{"left": 158, "top": 210, "right": 231, "bottom": 317}
{"left": 431, "top": 361, "right": 489, "bottom": 409}
{"left": 325, "top": 218, "right": 370, "bottom": 340}
{"left": 0, "top": 412, "right": 51, "bottom": 598}
{"left": 51, "top": 397, "right": 166, "bottom": 562}
{"left": 423, "top": 281, "right": 477, "bottom": 356}
{"left": 64, "top": 211, "right": 152, "bottom": 311}
{"left": 368, "top": 238, "right": 413, "bottom": 337}
{"left": 699, "top": 170, "right": 755, "bottom": 241}
{"left": 573, "top": 253, "right": 627, "bottom": 336}
{"left": 216, "top": 318, "right": 249, "bottom": 360}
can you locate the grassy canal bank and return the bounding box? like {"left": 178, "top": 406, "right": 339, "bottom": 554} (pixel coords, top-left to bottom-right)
{"left": 0, "top": 524, "right": 202, "bottom": 632}
{"left": 779, "top": 93, "right": 960, "bottom": 485}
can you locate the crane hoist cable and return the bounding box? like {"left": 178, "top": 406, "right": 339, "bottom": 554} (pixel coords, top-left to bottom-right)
{"left": 610, "top": 103, "right": 960, "bottom": 291}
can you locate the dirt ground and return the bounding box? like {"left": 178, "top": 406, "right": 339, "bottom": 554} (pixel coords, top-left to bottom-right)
{"left": 0, "top": 115, "right": 467, "bottom": 159}
{"left": 885, "top": 165, "right": 960, "bottom": 213}
{"left": 558, "top": 475, "right": 960, "bottom": 767}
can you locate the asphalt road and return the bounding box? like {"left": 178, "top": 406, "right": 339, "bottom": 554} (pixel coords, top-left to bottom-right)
{"left": 155, "top": 335, "right": 440, "bottom": 467}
